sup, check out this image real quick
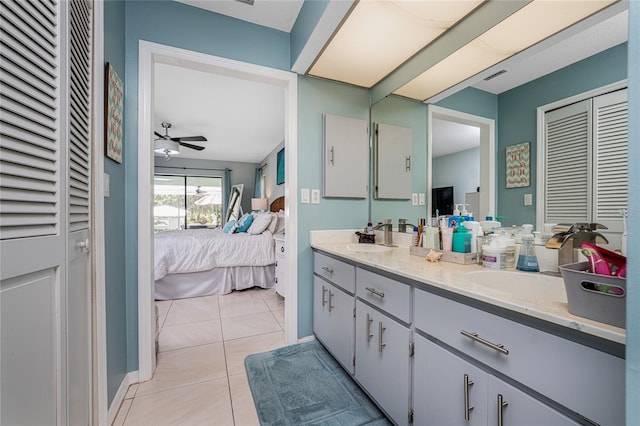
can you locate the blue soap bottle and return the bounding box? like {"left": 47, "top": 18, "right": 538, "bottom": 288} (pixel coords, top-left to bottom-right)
{"left": 517, "top": 234, "right": 539, "bottom": 272}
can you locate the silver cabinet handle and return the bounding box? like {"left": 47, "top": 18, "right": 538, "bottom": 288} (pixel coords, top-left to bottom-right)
{"left": 321, "top": 286, "right": 327, "bottom": 307}
{"left": 365, "top": 287, "right": 385, "bottom": 298}
{"left": 330, "top": 146, "right": 335, "bottom": 165}
{"left": 328, "top": 290, "right": 334, "bottom": 312}
{"left": 497, "top": 394, "right": 508, "bottom": 426}
{"left": 366, "top": 313, "right": 373, "bottom": 343}
{"left": 321, "top": 266, "right": 334, "bottom": 274}
{"left": 405, "top": 155, "right": 411, "bottom": 172}
{"left": 464, "top": 374, "right": 474, "bottom": 421}
{"left": 460, "top": 330, "right": 509, "bottom": 355}
{"left": 378, "top": 321, "right": 386, "bottom": 353}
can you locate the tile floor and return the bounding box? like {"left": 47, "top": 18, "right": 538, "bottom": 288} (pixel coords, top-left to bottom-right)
{"left": 113, "top": 287, "right": 286, "bottom": 426}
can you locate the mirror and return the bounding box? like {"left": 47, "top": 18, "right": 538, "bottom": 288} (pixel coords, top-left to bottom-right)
{"left": 225, "top": 184, "right": 244, "bottom": 223}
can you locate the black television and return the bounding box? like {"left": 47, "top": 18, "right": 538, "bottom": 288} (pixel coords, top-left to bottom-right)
{"left": 432, "top": 186, "right": 454, "bottom": 216}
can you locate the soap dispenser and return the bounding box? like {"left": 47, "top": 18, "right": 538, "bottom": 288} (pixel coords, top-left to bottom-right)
{"left": 517, "top": 234, "right": 539, "bottom": 272}
{"left": 452, "top": 223, "right": 471, "bottom": 253}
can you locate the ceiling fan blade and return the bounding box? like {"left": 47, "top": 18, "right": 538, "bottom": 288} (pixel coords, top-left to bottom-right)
{"left": 154, "top": 131, "right": 166, "bottom": 139}
{"left": 179, "top": 141, "right": 205, "bottom": 151}
{"left": 171, "top": 135, "right": 207, "bottom": 142}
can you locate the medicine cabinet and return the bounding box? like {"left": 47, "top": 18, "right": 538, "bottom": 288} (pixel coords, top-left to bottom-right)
{"left": 322, "top": 113, "right": 368, "bottom": 198}
{"left": 373, "top": 122, "right": 413, "bottom": 200}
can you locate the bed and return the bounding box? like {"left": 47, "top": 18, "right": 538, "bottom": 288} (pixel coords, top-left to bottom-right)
{"left": 154, "top": 196, "right": 285, "bottom": 300}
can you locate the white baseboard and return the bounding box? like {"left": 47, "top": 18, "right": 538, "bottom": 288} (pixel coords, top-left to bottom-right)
{"left": 297, "top": 334, "right": 316, "bottom": 344}
{"left": 108, "top": 371, "right": 139, "bottom": 425}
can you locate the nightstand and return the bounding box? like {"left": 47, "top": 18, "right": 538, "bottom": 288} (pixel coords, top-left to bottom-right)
{"left": 274, "top": 235, "right": 286, "bottom": 297}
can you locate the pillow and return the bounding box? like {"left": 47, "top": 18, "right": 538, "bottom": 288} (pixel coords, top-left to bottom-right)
{"left": 236, "top": 213, "right": 254, "bottom": 233}
{"left": 267, "top": 213, "right": 278, "bottom": 234}
{"left": 223, "top": 220, "right": 237, "bottom": 234}
{"left": 248, "top": 212, "right": 272, "bottom": 235}
{"left": 274, "top": 211, "right": 285, "bottom": 234}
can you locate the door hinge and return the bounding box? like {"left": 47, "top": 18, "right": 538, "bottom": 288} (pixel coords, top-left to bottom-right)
{"left": 408, "top": 409, "right": 414, "bottom": 424}
{"left": 409, "top": 342, "right": 415, "bottom": 357}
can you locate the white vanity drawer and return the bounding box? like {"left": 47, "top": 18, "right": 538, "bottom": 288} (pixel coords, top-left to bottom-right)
{"left": 414, "top": 289, "right": 624, "bottom": 426}
{"left": 313, "top": 252, "right": 355, "bottom": 294}
{"left": 356, "top": 268, "right": 411, "bottom": 323}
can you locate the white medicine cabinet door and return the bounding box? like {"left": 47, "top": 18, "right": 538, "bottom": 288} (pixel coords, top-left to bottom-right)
{"left": 374, "top": 122, "right": 412, "bottom": 199}
{"left": 322, "top": 113, "right": 368, "bottom": 198}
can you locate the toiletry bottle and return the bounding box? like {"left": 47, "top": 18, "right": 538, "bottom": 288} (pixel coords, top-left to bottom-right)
{"left": 441, "top": 227, "right": 454, "bottom": 251}
{"left": 452, "top": 224, "right": 471, "bottom": 253}
{"left": 483, "top": 240, "right": 506, "bottom": 270}
{"left": 367, "top": 222, "right": 373, "bottom": 234}
{"left": 412, "top": 226, "right": 419, "bottom": 247}
{"left": 448, "top": 204, "right": 462, "bottom": 228}
{"left": 516, "top": 234, "right": 539, "bottom": 272}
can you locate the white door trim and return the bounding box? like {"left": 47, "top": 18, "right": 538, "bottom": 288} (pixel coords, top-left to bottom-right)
{"left": 426, "top": 104, "right": 496, "bottom": 220}
{"left": 137, "top": 41, "right": 299, "bottom": 382}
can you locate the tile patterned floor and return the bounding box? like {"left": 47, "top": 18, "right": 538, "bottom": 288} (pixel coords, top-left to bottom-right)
{"left": 113, "top": 287, "right": 286, "bottom": 426}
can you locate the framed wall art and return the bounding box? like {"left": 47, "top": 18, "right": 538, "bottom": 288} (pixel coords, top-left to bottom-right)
{"left": 276, "top": 147, "right": 285, "bottom": 185}
{"left": 105, "top": 62, "right": 124, "bottom": 163}
{"left": 506, "top": 141, "right": 530, "bottom": 188}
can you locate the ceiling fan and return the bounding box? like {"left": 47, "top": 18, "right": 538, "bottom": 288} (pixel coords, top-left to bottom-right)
{"left": 154, "top": 122, "right": 207, "bottom": 159}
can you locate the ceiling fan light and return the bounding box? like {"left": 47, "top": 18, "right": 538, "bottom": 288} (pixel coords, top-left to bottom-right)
{"left": 154, "top": 139, "right": 180, "bottom": 155}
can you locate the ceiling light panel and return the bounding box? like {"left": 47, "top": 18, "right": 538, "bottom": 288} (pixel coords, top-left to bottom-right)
{"left": 308, "top": 0, "right": 483, "bottom": 88}
{"left": 395, "top": 0, "right": 617, "bottom": 101}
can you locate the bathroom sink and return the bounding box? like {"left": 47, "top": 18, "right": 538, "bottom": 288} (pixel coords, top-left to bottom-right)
{"left": 346, "top": 244, "right": 393, "bottom": 253}
{"left": 464, "top": 270, "right": 567, "bottom": 303}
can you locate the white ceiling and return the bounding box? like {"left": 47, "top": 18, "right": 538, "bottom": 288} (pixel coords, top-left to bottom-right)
{"left": 159, "top": 1, "right": 628, "bottom": 161}
{"left": 431, "top": 119, "right": 480, "bottom": 158}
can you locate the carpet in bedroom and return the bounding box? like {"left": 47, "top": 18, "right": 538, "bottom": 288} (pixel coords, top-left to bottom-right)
{"left": 245, "top": 340, "right": 391, "bottom": 425}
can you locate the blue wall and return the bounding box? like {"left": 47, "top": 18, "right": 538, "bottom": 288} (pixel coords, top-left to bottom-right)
{"left": 297, "top": 76, "right": 370, "bottom": 337}
{"left": 103, "top": 0, "right": 128, "bottom": 405}
{"left": 497, "top": 43, "right": 628, "bottom": 226}
{"left": 370, "top": 96, "right": 428, "bottom": 223}
{"left": 124, "top": 1, "right": 294, "bottom": 370}
{"left": 432, "top": 147, "right": 480, "bottom": 209}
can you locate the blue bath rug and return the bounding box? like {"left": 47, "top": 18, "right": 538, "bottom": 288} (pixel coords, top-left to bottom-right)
{"left": 245, "top": 340, "right": 391, "bottom": 426}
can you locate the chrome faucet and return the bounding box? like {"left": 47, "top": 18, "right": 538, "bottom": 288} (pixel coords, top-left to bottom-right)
{"left": 545, "top": 223, "right": 608, "bottom": 270}
{"left": 373, "top": 219, "right": 395, "bottom": 246}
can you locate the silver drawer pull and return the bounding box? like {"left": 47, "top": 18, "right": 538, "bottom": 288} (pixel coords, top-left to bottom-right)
{"left": 464, "top": 374, "right": 474, "bottom": 421}
{"left": 460, "top": 330, "right": 509, "bottom": 355}
{"left": 366, "top": 313, "right": 373, "bottom": 343}
{"left": 321, "top": 286, "right": 327, "bottom": 307}
{"left": 365, "top": 287, "right": 385, "bottom": 298}
{"left": 378, "top": 321, "right": 386, "bottom": 353}
{"left": 497, "top": 394, "right": 508, "bottom": 426}
{"left": 328, "top": 291, "right": 334, "bottom": 312}
{"left": 321, "top": 266, "right": 334, "bottom": 274}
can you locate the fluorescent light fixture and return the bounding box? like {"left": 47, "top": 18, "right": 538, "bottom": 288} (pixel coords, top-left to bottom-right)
{"left": 251, "top": 197, "right": 268, "bottom": 211}
{"left": 308, "top": 0, "right": 483, "bottom": 88}
{"left": 154, "top": 139, "right": 180, "bottom": 156}
{"left": 394, "top": 0, "right": 617, "bottom": 101}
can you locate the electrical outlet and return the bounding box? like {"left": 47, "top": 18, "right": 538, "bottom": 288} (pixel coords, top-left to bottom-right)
{"left": 419, "top": 193, "right": 425, "bottom": 205}
{"left": 524, "top": 193, "right": 533, "bottom": 206}
{"left": 301, "top": 188, "right": 310, "bottom": 204}
{"left": 412, "top": 193, "right": 418, "bottom": 205}
{"left": 311, "top": 189, "right": 320, "bottom": 204}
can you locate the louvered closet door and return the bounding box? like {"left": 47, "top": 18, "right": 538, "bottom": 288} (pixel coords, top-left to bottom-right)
{"left": 0, "top": 0, "right": 93, "bottom": 424}
{"left": 592, "top": 89, "right": 628, "bottom": 238}
{"left": 544, "top": 100, "right": 591, "bottom": 225}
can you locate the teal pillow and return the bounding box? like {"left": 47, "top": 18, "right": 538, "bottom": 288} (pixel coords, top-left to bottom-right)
{"left": 223, "top": 220, "right": 237, "bottom": 234}
{"left": 236, "top": 213, "right": 254, "bottom": 233}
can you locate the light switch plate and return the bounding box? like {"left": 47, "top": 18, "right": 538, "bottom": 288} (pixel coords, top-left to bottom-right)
{"left": 301, "top": 188, "right": 310, "bottom": 204}
{"left": 311, "top": 189, "right": 320, "bottom": 204}
{"left": 104, "top": 173, "right": 110, "bottom": 197}
{"left": 412, "top": 193, "right": 418, "bottom": 205}
{"left": 419, "top": 193, "right": 425, "bottom": 205}
{"left": 524, "top": 193, "right": 533, "bottom": 206}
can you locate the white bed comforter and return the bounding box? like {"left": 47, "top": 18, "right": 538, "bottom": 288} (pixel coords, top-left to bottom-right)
{"left": 154, "top": 229, "right": 275, "bottom": 280}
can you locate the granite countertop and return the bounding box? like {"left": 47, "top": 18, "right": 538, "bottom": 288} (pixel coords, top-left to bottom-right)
{"left": 311, "top": 236, "right": 625, "bottom": 345}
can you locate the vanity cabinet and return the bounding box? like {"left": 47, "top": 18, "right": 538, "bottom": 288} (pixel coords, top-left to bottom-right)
{"left": 414, "top": 334, "right": 578, "bottom": 426}
{"left": 322, "top": 113, "right": 368, "bottom": 198}
{"left": 312, "top": 252, "right": 356, "bottom": 374}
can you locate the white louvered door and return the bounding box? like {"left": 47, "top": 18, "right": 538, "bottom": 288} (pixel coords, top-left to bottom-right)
{"left": 0, "top": 0, "right": 93, "bottom": 424}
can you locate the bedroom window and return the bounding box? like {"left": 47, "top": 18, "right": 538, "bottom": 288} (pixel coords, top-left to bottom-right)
{"left": 154, "top": 175, "right": 223, "bottom": 232}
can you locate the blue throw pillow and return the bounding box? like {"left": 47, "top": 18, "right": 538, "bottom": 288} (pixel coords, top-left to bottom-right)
{"left": 236, "top": 213, "right": 254, "bottom": 233}
{"left": 223, "top": 220, "right": 237, "bottom": 234}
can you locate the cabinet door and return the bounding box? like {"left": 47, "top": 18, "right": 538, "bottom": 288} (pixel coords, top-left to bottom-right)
{"left": 374, "top": 122, "right": 412, "bottom": 199}
{"left": 323, "top": 113, "right": 368, "bottom": 198}
{"left": 414, "top": 335, "right": 488, "bottom": 426}
{"left": 355, "top": 300, "right": 410, "bottom": 425}
{"left": 313, "top": 277, "right": 355, "bottom": 374}
{"left": 487, "top": 378, "right": 579, "bottom": 426}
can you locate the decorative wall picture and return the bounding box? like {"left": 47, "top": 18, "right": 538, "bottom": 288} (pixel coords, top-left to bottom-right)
{"left": 105, "top": 62, "right": 123, "bottom": 163}
{"left": 276, "top": 147, "right": 285, "bottom": 185}
{"left": 506, "top": 142, "right": 530, "bottom": 188}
